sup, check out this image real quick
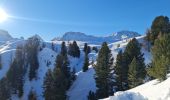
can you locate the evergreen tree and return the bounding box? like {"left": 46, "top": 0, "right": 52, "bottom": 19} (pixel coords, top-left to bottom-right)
{"left": 83, "top": 51, "right": 89, "bottom": 72}
{"left": 95, "top": 42, "right": 114, "bottom": 99}
{"left": 128, "top": 57, "right": 143, "bottom": 88}
{"left": 147, "top": 16, "right": 170, "bottom": 44}
{"left": 68, "top": 41, "right": 80, "bottom": 58}
{"left": 43, "top": 69, "right": 55, "bottom": 100}
{"left": 61, "top": 42, "right": 67, "bottom": 56}
{"left": 148, "top": 34, "right": 170, "bottom": 81}
{"left": 53, "top": 67, "right": 67, "bottom": 100}
{"left": 114, "top": 50, "right": 124, "bottom": 91}
{"left": 83, "top": 43, "right": 91, "bottom": 54}
{"left": 25, "top": 36, "right": 40, "bottom": 81}
{"left": 88, "top": 91, "right": 97, "bottom": 100}
{"left": 71, "top": 67, "right": 76, "bottom": 81}
{"left": 28, "top": 90, "right": 37, "bottom": 100}
{"left": 51, "top": 42, "right": 55, "bottom": 51}
{"left": 0, "top": 55, "right": 2, "bottom": 69}
{"left": 0, "top": 78, "right": 10, "bottom": 100}
{"left": 122, "top": 38, "right": 146, "bottom": 89}
{"left": 7, "top": 45, "right": 25, "bottom": 97}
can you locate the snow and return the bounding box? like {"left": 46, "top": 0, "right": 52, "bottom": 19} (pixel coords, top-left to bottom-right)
{"left": 67, "top": 66, "right": 96, "bottom": 100}
{"left": 103, "top": 74, "right": 170, "bottom": 100}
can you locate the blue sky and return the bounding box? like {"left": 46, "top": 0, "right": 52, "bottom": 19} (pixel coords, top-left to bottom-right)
{"left": 0, "top": 0, "right": 170, "bottom": 40}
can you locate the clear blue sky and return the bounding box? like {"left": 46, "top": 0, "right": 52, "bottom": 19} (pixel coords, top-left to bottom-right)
{"left": 0, "top": 0, "right": 170, "bottom": 40}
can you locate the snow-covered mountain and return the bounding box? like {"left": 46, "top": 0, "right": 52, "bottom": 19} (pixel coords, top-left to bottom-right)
{"left": 0, "top": 31, "right": 169, "bottom": 100}
{"left": 58, "top": 31, "right": 140, "bottom": 44}
{"left": 0, "top": 29, "right": 13, "bottom": 41}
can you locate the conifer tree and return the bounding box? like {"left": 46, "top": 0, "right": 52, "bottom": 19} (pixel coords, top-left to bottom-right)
{"left": 88, "top": 91, "right": 97, "bottom": 100}
{"left": 83, "top": 43, "right": 91, "bottom": 54}
{"left": 95, "top": 42, "right": 114, "bottom": 99}
{"left": 25, "top": 36, "right": 40, "bottom": 81}
{"left": 83, "top": 51, "right": 89, "bottom": 72}
{"left": 61, "top": 42, "right": 67, "bottom": 56}
{"left": 7, "top": 45, "right": 25, "bottom": 97}
{"left": 28, "top": 90, "right": 37, "bottom": 100}
{"left": 122, "top": 38, "right": 146, "bottom": 89}
{"left": 0, "top": 78, "right": 10, "bottom": 100}
{"left": 148, "top": 34, "right": 170, "bottom": 81}
{"left": 0, "top": 55, "right": 2, "bottom": 69}
{"left": 68, "top": 41, "right": 80, "bottom": 58}
{"left": 128, "top": 57, "right": 143, "bottom": 88}
{"left": 71, "top": 67, "right": 76, "bottom": 81}
{"left": 43, "top": 69, "right": 55, "bottom": 100}
{"left": 147, "top": 16, "right": 170, "bottom": 44}
{"left": 114, "top": 50, "right": 124, "bottom": 91}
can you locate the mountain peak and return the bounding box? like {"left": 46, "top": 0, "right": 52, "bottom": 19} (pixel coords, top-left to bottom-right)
{"left": 0, "top": 29, "right": 13, "bottom": 41}
{"left": 59, "top": 30, "right": 140, "bottom": 44}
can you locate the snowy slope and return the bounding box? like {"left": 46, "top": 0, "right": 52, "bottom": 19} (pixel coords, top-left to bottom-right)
{"left": 103, "top": 74, "right": 170, "bottom": 100}
{"left": 67, "top": 66, "right": 96, "bottom": 100}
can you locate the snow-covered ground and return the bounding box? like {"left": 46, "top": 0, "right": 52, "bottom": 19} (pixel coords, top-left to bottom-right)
{"left": 104, "top": 74, "right": 170, "bottom": 100}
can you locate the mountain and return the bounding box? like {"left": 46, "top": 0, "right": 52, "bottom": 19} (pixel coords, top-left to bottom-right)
{"left": 0, "top": 29, "right": 13, "bottom": 41}
{"left": 58, "top": 31, "right": 140, "bottom": 44}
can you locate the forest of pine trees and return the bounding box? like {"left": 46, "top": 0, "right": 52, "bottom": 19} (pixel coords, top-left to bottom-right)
{"left": 43, "top": 41, "right": 76, "bottom": 100}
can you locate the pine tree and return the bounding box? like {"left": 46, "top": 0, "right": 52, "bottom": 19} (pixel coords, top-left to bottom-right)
{"left": 43, "top": 69, "right": 55, "bottom": 100}
{"left": 148, "top": 34, "right": 170, "bottom": 81}
{"left": 83, "top": 52, "right": 89, "bottom": 72}
{"left": 25, "top": 36, "right": 40, "bottom": 81}
{"left": 128, "top": 57, "right": 143, "bottom": 88}
{"left": 83, "top": 43, "right": 91, "bottom": 54}
{"left": 68, "top": 41, "right": 80, "bottom": 58}
{"left": 0, "top": 55, "right": 2, "bottom": 70}
{"left": 122, "top": 38, "right": 146, "bottom": 89}
{"left": 7, "top": 45, "right": 25, "bottom": 97}
{"left": 88, "top": 91, "right": 97, "bottom": 100}
{"left": 95, "top": 42, "right": 114, "bottom": 99}
{"left": 61, "top": 41, "right": 67, "bottom": 56}
{"left": 147, "top": 16, "right": 170, "bottom": 44}
{"left": 114, "top": 50, "right": 124, "bottom": 91}
{"left": 53, "top": 67, "right": 67, "bottom": 100}
{"left": 0, "top": 78, "right": 10, "bottom": 100}
{"left": 71, "top": 67, "right": 76, "bottom": 81}
{"left": 28, "top": 90, "right": 37, "bottom": 100}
